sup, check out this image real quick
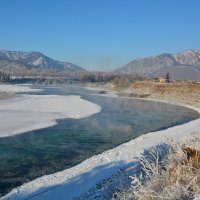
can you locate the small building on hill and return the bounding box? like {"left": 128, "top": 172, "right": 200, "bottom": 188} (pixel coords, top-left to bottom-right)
{"left": 159, "top": 77, "right": 167, "bottom": 83}
{"left": 153, "top": 77, "right": 167, "bottom": 83}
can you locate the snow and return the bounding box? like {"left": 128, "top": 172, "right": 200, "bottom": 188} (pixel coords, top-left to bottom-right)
{"left": 0, "top": 84, "right": 101, "bottom": 138}
{"left": 2, "top": 99, "right": 200, "bottom": 200}
{"left": 0, "top": 84, "right": 42, "bottom": 93}
{"left": 0, "top": 94, "right": 101, "bottom": 138}
{"left": 32, "top": 57, "right": 44, "bottom": 65}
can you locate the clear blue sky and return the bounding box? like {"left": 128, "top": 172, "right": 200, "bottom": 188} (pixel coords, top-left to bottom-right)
{"left": 0, "top": 0, "right": 200, "bottom": 70}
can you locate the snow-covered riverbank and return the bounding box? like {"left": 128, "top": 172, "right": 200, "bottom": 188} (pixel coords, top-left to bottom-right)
{"left": 2, "top": 99, "right": 200, "bottom": 200}
{"left": 0, "top": 84, "right": 101, "bottom": 137}
{"left": 0, "top": 84, "right": 42, "bottom": 93}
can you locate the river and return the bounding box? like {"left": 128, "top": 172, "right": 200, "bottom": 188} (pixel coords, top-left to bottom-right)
{"left": 0, "top": 84, "right": 199, "bottom": 196}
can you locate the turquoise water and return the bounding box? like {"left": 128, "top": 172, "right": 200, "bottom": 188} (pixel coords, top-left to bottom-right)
{"left": 0, "top": 85, "right": 199, "bottom": 196}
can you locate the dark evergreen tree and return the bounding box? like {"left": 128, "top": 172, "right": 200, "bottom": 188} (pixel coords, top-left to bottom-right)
{"left": 166, "top": 72, "right": 170, "bottom": 83}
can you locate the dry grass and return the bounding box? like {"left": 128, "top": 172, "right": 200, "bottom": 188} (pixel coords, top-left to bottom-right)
{"left": 114, "top": 133, "right": 200, "bottom": 200}
{"left": 130, "top": 81, "right": 200, "bottom": 107}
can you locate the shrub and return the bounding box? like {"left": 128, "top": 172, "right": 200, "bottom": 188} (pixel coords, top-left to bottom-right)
{"left": 114, "top": 133, "right": 200, "bottom": 200}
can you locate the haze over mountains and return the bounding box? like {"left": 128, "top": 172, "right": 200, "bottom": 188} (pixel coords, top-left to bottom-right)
{"left": 117, "top": 50, "right": 200, "bottom": 80}
{"left": 1, "top": 49, "right": 200, "bottom": 80}
{"left": 0, "top": 50, "right": 85, "bottom": 72}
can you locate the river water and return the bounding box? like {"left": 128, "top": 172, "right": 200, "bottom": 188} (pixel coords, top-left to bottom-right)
{"left": 0, "top": 85, "right": 199, "bottom": 196}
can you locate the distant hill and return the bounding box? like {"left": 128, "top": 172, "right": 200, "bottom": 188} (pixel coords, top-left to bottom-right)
{"left": 0, "top": 50, "right": 85, "bottom": 72}
{"left": 116, "top": 50, "right": 200, "bottom": 80}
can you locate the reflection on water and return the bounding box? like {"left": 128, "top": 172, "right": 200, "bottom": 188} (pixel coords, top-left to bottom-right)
{"left": 0, "top": 85, "right": 199, "bottom": 196}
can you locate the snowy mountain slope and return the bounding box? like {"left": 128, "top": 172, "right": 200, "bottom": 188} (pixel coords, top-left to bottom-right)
{"left": 117, "top": 50, "right": 200, "bottom": 80}
{"left": 0, "top": 50, "right": 85, "bottom": 71}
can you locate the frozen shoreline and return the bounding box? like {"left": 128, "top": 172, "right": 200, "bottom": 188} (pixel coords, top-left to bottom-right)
{"left": 0, "top": 84, "right": 42, "bottom": 93}
{"left": 0, "top": 84, "right": 101, "bottom": 138}
{"left": 2, "top": 96, "right": 200, "bottom": 200}
{"left": 0, "top": 95, "right": 101, "bottom": 138}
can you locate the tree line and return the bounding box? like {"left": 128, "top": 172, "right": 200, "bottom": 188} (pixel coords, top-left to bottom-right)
{"left": 0, "top": 71, "right": 10, "bottom": 82}
{"left": 81, "top": 72, "right": 146, "bottom": 87}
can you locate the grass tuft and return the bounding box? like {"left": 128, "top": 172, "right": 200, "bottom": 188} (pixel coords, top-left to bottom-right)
{"left": 114, "top": 133, "right": 200, "bottom": 200}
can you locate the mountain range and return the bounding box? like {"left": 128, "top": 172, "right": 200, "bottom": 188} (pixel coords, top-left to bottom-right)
{"left": 0, "top": 50, "right": 84, "bottom": 72}
{"left": 117, "top": 50, "right": 200, "bottom": 80}
{"left": 1, "top": 49, "right": 200, "bottom": 80}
